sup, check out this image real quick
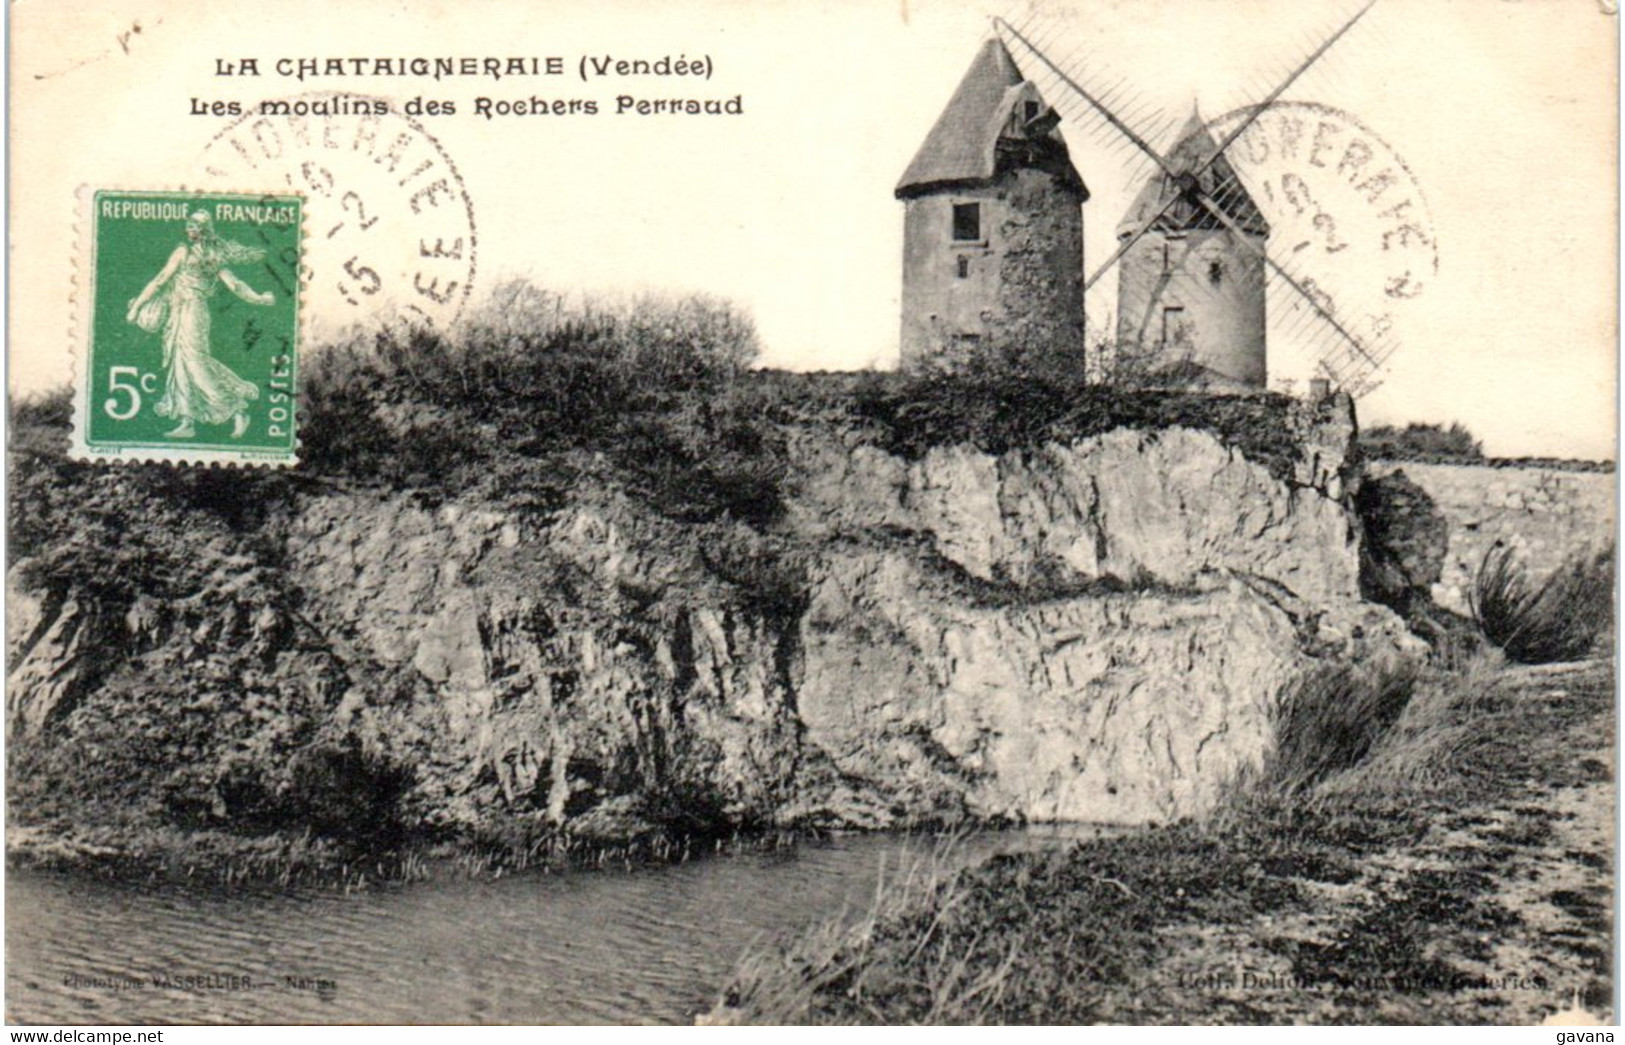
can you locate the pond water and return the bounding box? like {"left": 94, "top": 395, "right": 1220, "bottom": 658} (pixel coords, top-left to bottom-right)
{"left": 6, "top": 827, "right": 1103, "bottom": 1025}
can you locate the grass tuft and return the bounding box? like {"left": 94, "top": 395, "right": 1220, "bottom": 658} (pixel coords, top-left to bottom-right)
{"left": 709, "top": 833, "right": 1020, "bottom": 1025}
{"left": 1261, "top": 658, "right": 1422, "bottom": 795}
{"left": 1311, "top": 650, "right": 1511, "bottom": 799}
{"left": 1470, "top": 542, "right": 1614, "bottom": 664}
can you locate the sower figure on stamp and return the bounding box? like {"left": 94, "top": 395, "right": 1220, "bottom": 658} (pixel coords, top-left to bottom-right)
{"left": 126, "top": 210, "right": 274, "bottom": 439}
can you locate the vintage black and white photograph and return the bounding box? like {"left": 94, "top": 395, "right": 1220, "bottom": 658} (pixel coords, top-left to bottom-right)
{"left": 6, "top": 0, "right": 1618, "bottom": 1028}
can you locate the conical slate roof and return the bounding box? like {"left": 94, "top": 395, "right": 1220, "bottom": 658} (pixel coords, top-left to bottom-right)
{"left": 896, "top": 38, "right": 1087, "bottom": 199}
{"left": 1117, "top": 108, "right": 1269, "bottom": 237}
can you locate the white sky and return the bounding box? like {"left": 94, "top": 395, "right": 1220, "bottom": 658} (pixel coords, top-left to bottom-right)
{"left": 10, "top": 0, "right": 1620, "bottom": 458}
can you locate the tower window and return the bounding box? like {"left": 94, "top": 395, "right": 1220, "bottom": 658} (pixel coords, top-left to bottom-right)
{"left": 1208, "top": 260, "right": 1224, "bottom": 286}
{"left": 1024, "top": 101, "right": 1040, "bottom": 123}
{"left": 952, "top": 203, "right": 981, "bottom": 242}
{"left": 956, "top": 256, "right": 970, "bottom": 279}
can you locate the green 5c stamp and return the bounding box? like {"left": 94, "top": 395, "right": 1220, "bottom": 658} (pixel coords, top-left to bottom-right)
{"left": 72, "top": 189, "right": 304, "bottom": 465}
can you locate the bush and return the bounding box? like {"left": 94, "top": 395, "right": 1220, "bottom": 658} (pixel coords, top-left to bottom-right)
{"left": 10, "top": 386, "right": 72, "bottom": 429}
{"left": 1355, "top": 470, "right": 1448, "bottom": 617}
{"left": 1264, "top": 659, "right": 1422, "bottom": 794}
{"left": 451, "top": 281, "right": 759, "bottom": 400}
{"left": 1471, "top": 543, "right": 1614, "bottom": 664}
{"left": 1360, "top": 421, "right": 1484, "bottom": 464}
{"left": 607, "top": 390, "right": 788, "bottom": 525}
{"left": 298, "top": 284, "right": 767, "bottom": 497}
{"left": 9, "top": 450, "right": 290, "bottom": 606}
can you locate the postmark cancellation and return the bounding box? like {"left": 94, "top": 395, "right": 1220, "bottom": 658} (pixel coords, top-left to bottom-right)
{"left": 71, "top": 188, "right": 305, "bottom": 466}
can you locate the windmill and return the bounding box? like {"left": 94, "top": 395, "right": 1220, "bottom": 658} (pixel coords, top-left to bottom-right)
{"left": 992, "top": 2, "right": 1396, "bottom": 397}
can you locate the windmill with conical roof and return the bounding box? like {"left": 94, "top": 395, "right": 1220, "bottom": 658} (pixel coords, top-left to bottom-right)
{"left": 990, "top": 2, "right": 1389, "bottom": 395}
{"left": 895, "top": 38, "right": 1090, "bottom": 372}
{"left": 1114, "top": 108, "right": 1271, "bottom": 388}
{"left": 895, "top": 4, "right": 1389, "bottom": 393}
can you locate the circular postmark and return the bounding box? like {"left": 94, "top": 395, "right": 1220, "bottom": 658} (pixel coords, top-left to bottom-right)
{"left": 1206, "top": 101, "right": 1438, "bottom": 395}
{"left": 201, "top": 94, "right": 477, "bottom": 335}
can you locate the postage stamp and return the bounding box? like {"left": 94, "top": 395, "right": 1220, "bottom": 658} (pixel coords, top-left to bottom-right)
{"left": 72, "top": 189, "right": 304, "bottom": 466}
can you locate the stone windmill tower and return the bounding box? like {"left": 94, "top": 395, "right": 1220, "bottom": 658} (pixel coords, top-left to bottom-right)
{"left": 895, "top": 38, "right": 1090, "bottom": 372}
{"left": 1113, "top": 108, "right": 1271, "bottom": 388}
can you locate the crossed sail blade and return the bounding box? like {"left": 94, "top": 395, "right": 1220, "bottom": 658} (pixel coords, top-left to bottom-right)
{"left": 995, "top": 3, "right": 1389, "bottom": 392}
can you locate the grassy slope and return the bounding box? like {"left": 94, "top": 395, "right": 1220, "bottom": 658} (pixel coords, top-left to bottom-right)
{"left": 718, "top": 654, "right": 1615, "bottom": 1025}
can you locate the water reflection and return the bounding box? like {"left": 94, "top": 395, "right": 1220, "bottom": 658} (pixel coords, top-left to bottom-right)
{"left": 7, "top": 826, "right": 1106, "bottom": 1025}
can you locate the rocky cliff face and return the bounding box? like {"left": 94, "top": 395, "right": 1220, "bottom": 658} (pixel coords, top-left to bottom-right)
{"left": 281, "top": 492, "right": 809, "bottom": 843}
{"left": 789, "top": 423, "right": 1361, "bottom": 601}
{"left": 782, "top": 403, "right": 1412, "bottom": 825}
{"left": 8, "top": 396, "right": 1420, "bottom": 857}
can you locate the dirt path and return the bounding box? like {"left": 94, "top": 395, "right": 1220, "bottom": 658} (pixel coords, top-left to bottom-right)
{"left": 1101, "top": 659, "right": 1615, "bottom": 1025}
{"left": 719, "top": 657, "right": 1615, "bottom": 1025}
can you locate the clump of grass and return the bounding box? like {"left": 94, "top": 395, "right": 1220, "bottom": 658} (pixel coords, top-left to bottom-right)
{"left": 1312, "top": 650, "right": 1510, "bottom": 799}
{"left": 710, "top": 833, "right": 1018, "bottom": 1025}
{"left": 1261, "top": 658, "right": 1422, "bottom": 794}
{"left": 1471, "top": 542, "right": 1614, "bottom": 664}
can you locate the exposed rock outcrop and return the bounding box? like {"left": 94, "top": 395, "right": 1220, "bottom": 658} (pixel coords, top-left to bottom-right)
{"left": 796, "top": 551, "right": 1305, "bottom": 824}
{"left": 8, "top": 400, "right": 1421, "bottom": 856}
{"left": 791, "top": 425, "right": 1361, "bottom": 603}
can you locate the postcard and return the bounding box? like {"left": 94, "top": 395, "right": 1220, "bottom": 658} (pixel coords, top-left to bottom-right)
{"left": 7, "top": 0, "right": 1617, "bottom": 1027}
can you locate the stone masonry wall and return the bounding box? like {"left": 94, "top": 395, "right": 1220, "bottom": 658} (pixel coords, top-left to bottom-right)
{"left": 898, "top": 168, "right": 1084, "bottom": 371}
{"left": 1366, "top": 461, "right": 1615, "bottom": 616}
